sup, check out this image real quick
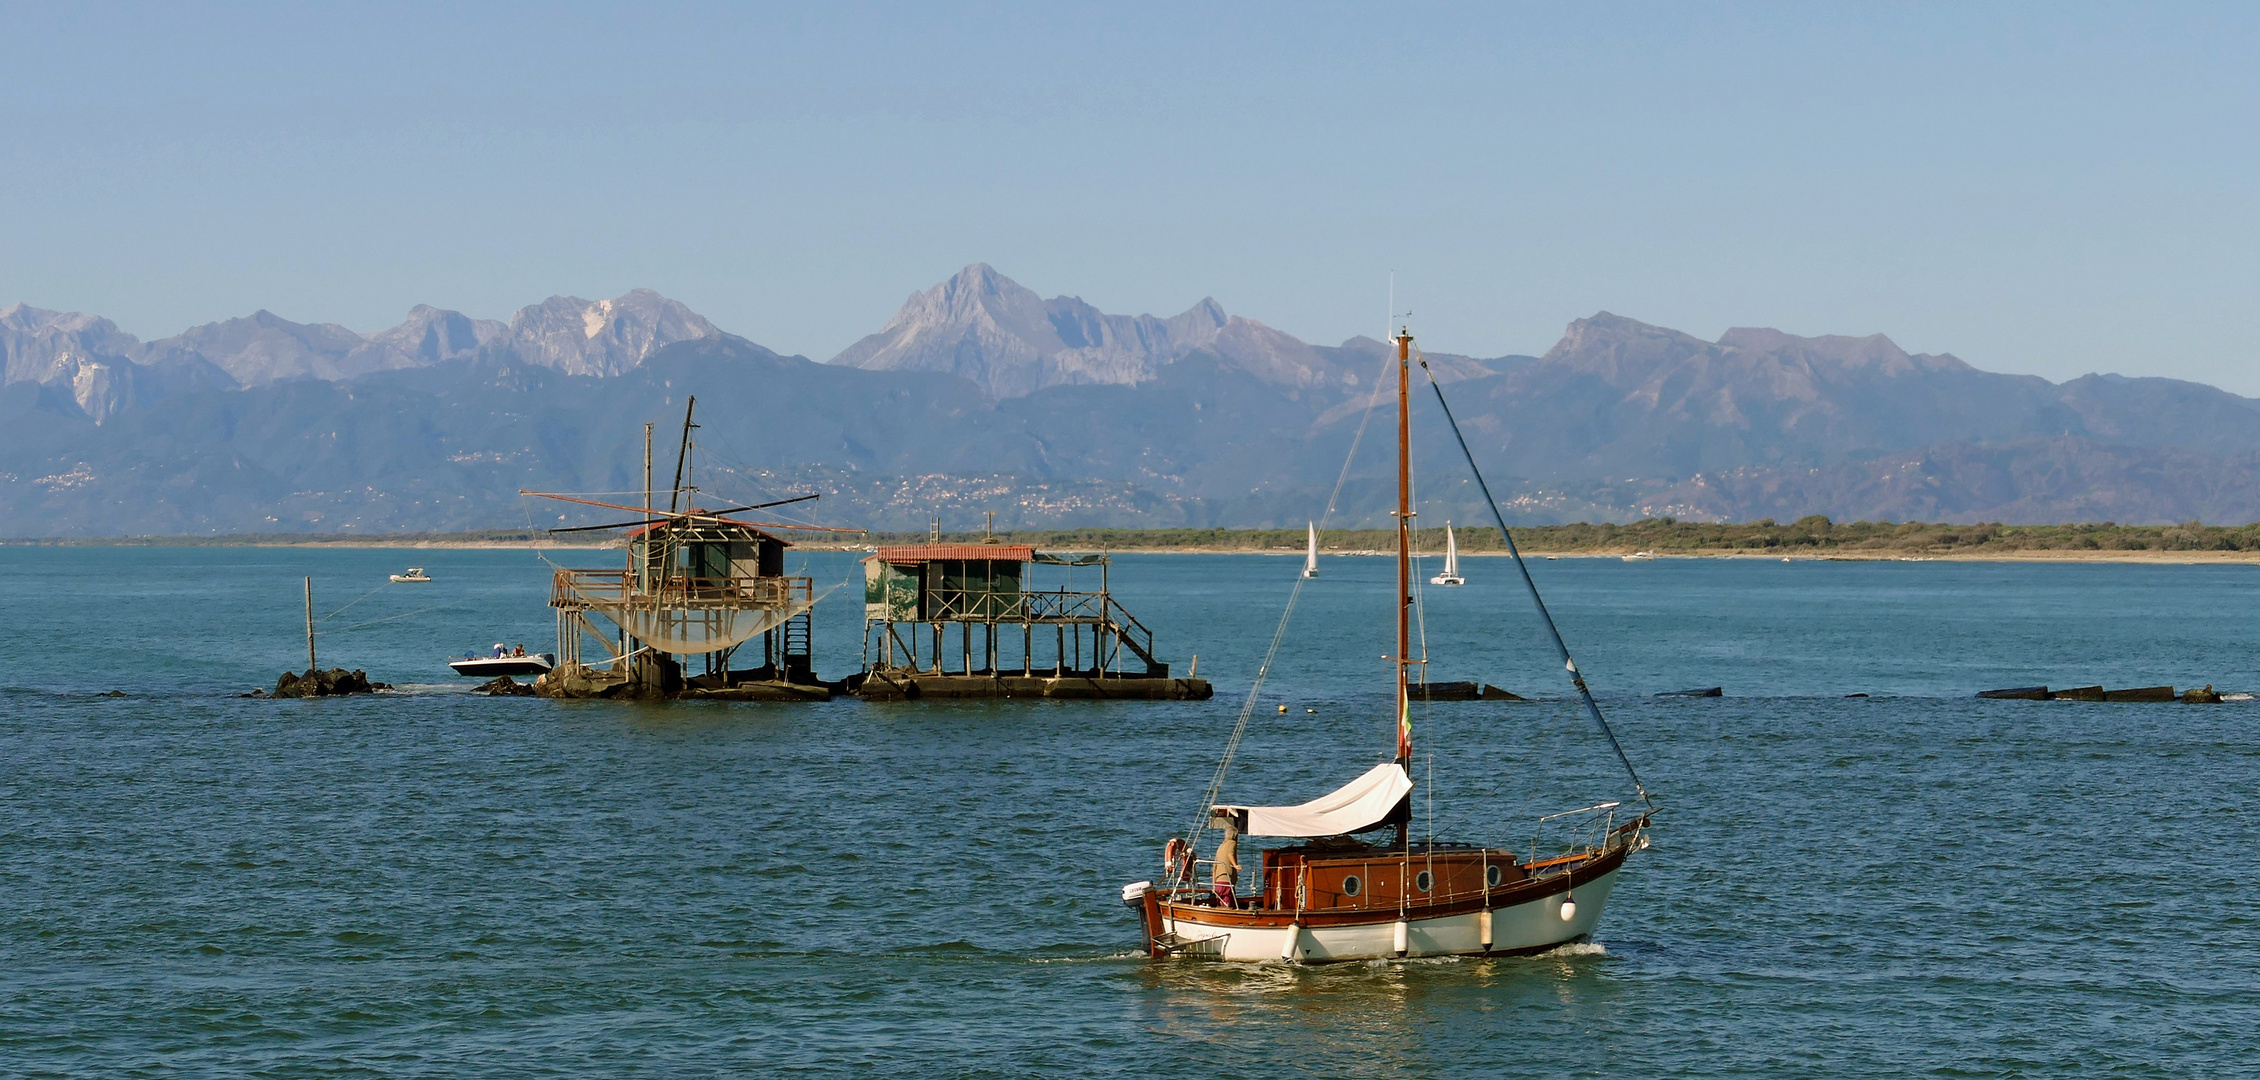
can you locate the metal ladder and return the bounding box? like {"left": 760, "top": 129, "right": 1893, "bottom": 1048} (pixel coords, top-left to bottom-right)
{"left": 781, "top": 578, "right": 813, "bottom": 678}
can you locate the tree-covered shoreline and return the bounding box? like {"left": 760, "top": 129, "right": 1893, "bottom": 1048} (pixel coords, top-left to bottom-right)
{"left": 17, "top": 518, "right": 2260, "bottom": 555}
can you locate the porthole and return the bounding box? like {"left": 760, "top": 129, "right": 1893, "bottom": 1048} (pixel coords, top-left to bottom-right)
{"left": 1341, "top": 874, "right": 1362, "bottom": 897}
{"left": 1415, "top": 870, "right": 1433, "bottom": 892}
{"left": 1485, "top": 865, "right": 1503, "bottom": 887}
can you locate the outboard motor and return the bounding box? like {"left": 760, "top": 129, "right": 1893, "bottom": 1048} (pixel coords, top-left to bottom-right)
{"left": 1121, "top": 880, "right": 1154, "bottom": 951}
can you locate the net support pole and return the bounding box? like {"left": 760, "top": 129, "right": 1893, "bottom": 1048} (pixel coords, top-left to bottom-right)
{"left": 304, "top": 577, "right": 316, "bottom": 674}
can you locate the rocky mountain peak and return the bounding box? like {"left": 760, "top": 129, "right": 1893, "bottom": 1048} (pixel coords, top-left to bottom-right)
{"left": 832, "top": 266, "right": 1344, "bottom": 398}
{"left": 3, "top": 304, "right": 145, "bottom": 385}
{"left": 158, "top": 311, "right": 367, "bottom": 385}
{"left": 358, "top": 305, "right": 508, "bottom": 369}
{"left": 507, "top": 289, "right": 720, "bottom": 377}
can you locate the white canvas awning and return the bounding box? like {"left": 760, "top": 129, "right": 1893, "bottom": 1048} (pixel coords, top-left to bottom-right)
{"left": 1217, "top": 762, "right": 1413, "bottom": 838}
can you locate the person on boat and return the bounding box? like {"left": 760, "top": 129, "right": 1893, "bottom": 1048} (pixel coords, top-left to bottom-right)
{"left": 1210, "top": 814, "right": 1242, "bottom": 908}
{"left": 493, "top": 642, "right": 507, "bottom": 658}
{"left": 512, "top": 644, "right": 526, "bottom": 657}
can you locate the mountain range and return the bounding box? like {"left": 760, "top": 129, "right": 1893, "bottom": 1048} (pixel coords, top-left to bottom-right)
{"left": 5, "top": 264, "right": 2259, "bottom": 536}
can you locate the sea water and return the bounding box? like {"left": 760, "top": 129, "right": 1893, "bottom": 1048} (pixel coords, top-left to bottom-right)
{"left": 2, "top": 547, "right": 2255, "bottom": 1076}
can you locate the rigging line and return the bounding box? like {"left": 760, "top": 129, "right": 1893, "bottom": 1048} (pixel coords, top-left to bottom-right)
{"left": 1182, "top": 342, "right": 1403, "bottom": 855}
{"left": 1416, "top": 356, "right": 1655, "bottom": 809}
{"left": 526, "top": 498, "right": 574, "bottom": 572}
{"left": 325, "top": 605, "right": 447, "bottom": 633}
{"left": 319, "top": 581, "right": 390, "bottom": 622}
{"left": 691, "top": 445, "right": 872, "bottom": 534}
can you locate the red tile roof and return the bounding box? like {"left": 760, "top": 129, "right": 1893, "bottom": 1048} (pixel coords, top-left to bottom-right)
{"left": 867, "top": 544, "right": 1036, "bottom": 564}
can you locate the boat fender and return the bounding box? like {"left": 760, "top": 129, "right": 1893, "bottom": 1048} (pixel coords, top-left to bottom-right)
{"left": 1478, "top": 909, "right": 1493, "bottom": 950}
{"left": 1280, "top": 922, "right": 1301, "bottom": 962}
{"left": 1392, "top": 919, "right": 1409, "bottom": 958}
{"left": 1559, "top": 895, "right": 1577, "bottom": 923}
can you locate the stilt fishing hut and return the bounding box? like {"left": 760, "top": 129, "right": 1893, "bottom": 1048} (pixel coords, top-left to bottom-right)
{"left": 526, "top": 398, "right": 861, "bottom": 700}
{"left": 540, "top": 514, "right": 825, "bottom": 699}
{"left": 854, "top": 541, "right": 1211, "bottom": 700}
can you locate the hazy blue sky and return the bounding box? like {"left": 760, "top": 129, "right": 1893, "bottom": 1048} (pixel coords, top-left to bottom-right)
{"left": 5, "top": 3, "right": 2257, "bottom": 390}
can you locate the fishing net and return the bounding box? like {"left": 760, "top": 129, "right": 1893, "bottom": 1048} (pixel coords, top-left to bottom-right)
{"left": 578, "top": 586, "right": 825, "bottom": 655}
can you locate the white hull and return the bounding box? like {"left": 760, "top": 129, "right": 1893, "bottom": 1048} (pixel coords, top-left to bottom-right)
{"left": 1158, "top": 866, "right": 1619, "bottom": 963}
{"left": 449, "top": 655, "right": 554, "bottom": 677}
{"left": 1431, "top": 524, "right": 1462, "bottom": 585}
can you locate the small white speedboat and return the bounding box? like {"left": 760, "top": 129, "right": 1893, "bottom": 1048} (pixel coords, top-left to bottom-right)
{"left": 449, "top": 652, "right": 554, "bottom": 677}
{"left": 390, "top": 567, "right": 432, "bottom": 583}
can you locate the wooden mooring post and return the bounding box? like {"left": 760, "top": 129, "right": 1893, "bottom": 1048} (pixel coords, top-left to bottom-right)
{"left": 303, "top": 576, "right": 316, "bottom": 673}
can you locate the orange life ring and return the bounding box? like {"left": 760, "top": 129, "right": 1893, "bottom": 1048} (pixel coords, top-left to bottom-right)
{"left": 1163, "top": 837, "right": 1193, "bottom": 878}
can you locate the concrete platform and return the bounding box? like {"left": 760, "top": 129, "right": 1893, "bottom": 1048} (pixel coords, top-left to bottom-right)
{"left": 681, "top": 680, "right": 833, "bottom": 702}
{"left": 851, "top": 672, "right": 1213, "bottom": 701}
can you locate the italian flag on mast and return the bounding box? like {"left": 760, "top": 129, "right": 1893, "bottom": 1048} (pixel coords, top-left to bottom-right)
{"left": 1397, "top": 686, "right": 1413, "bottom": 760}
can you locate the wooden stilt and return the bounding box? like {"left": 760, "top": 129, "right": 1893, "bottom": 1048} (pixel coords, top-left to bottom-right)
{"left": 304, "top": 577, "right": 316, "bottom": 673}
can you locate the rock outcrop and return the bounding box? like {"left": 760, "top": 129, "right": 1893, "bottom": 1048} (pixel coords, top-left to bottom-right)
{"left": 271, "top": 667, "right": 381, "bottom": 697}
{"left": 475, "top": 675, "right": 536, "bottom": 696}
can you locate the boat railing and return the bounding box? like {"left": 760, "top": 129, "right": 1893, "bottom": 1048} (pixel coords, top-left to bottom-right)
{"left": 552, "top": 568, "right": 804, "bottom": 611}
{"left": 919, "top": 587, "right": 1110, "bottom": 624}
{"left": 913, "top": 588, "right": 1161, "bottom": 673}
{"left": 1528, "top": 801, "right": 1622, "bottom": 868}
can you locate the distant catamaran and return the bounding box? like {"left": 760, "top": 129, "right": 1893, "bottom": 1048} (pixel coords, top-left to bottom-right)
{"left": 1430, "top": 522, "right": 1465, "bottom": 586}
{"left": 1302, "top": 522, "right": 1320, "bottom": 578}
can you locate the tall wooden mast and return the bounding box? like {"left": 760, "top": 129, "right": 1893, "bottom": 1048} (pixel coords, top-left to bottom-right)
{"left": 1394, "top": 327, "right": 1414, "bottom": 764}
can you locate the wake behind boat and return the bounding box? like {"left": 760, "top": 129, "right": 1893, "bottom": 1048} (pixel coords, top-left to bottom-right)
{"left": 1124, "top": 327, "right": 1654, "bottom": 964}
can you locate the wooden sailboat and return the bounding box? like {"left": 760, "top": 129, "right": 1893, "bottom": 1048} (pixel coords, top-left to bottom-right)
{"left": 1430, "top": 522, "right": 1465, "bottom": 586}
{"left": 1302, "top": 522, "right": 1320, "bottom": 578}
{"left": 1123, "top": 328, "right": 1654, "bottom": 963}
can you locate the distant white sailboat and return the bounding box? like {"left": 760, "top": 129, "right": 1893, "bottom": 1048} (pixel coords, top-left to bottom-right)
{"left": 1430, "top": 522, "right": 1465, "bottom": 586}
{"left": 1302, "top": 523, "right": 1321, "bottom": 578}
